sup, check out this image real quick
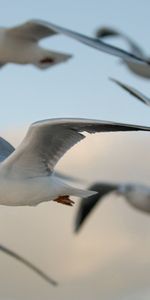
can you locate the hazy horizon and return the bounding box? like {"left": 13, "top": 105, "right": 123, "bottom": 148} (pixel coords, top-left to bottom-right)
{"left": 1, "top": 0, "right": 150, "bottom": 299}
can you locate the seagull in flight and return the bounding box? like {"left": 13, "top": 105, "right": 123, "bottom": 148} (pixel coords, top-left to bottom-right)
{"left": 0, "top": 117, "right": 149, "bottom": 207}
{"left": 0, "top": 20, "right": 148, "bottom": 69}
{"left": 0, "top": 21, "right": 72, "bottom": 69}
{"left": 96, "top": 26, "right": 150, "bottom": 78}
{"left": 110, "top": 77, "right": 150, "bottom": 107}
{"left": 0, "top": 243, "right": 57, "bottom": 285}
{"left": 75, "top": 182, "right": 150, "bottom": 232}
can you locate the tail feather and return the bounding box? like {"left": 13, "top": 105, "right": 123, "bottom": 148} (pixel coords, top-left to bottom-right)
{"left": 37, "top": 50, "right": 72, "bottom": 69}
{"left": 69, "top": 187, "right": 98, "bottom": 198}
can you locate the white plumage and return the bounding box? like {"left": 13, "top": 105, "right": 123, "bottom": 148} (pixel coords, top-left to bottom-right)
{"left": 0, "top": 117, "right": 149, "bottom": 207}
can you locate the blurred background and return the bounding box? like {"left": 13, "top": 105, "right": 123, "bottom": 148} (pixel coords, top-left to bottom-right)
{"left": 1, "top": 0, "right": 150, "bottom": 299}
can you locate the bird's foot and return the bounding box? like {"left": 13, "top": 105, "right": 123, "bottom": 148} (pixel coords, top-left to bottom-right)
{"left": 53, "top": 195, "right": 75, "bottom": 207}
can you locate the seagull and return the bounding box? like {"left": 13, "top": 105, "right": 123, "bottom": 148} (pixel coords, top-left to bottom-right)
{"left": 75, "top": 182, "right": 150, "bottom": 232}
{"left": 0, "top": 20, "right": 149, "bottom": 70}
{"left": 0, "top": 243, "right": 57, "bottom": 285}
{"left": 110, "top": 77, "right": 150, "bottom": 107}
{"left": 96, "top": 26, "right": 150, "bottom": 78}
{"left": 0, "top": 117, "right": 149, "bottom": 207}
{"left": 0, "top": 21, "right": 72, "bottom": 69}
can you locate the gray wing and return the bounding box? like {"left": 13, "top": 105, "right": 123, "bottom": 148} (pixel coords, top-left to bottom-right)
{"left": 75, "top": 183, "right": 117, "bottom": 232}
{"left": 28, "top": 20, "right": 149, "bottom": 65}
{"left": 0, "top": 137, "right": 15, "bottom": 162}
{"left": 0, "top": 244, "right": 57, "bottom": 286}
{"left": 7, "top": 20, "right": 57, "bottom": 42}
{"left": 95, "top": 26, "right": 145, "bottom": 58}
{"left": 110, "top": 77, "right": 150, "bottom": 106}
{"left": 4, "top": 118, "right": 150, "bottom": 179}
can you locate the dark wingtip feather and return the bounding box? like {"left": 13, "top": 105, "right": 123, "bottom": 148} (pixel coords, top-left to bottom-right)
{"left": 0, "top": 244, "right": 58, "bottom": 286}
{"left": 74, "top": 183, "right": 117, "bottom": 233}
{"left": 96, "top": 27, "right": 118, "bottom": 38}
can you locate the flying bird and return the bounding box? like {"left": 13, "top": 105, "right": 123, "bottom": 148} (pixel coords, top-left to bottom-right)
{"left": 96, "top": 26, "right": 150, "bottom": 78}
{"left": 0, "top": 20, "right": 149, "bottom": 69}
{"left": 75, "top": 182, "right": 150, "bottom": 232}
{"left": 0, "top": 117, "right": 149, "bottom": 207}
{"left": 110, "top": 77, "right": 150, "bottom": 107}
{"left": 0, "top": 243, "right": 57, "bottom": 285}
{"left": 0, "top": 21, "right": 72, "bottom": 69}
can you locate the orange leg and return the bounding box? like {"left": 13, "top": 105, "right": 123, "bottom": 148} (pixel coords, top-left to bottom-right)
{"left": 53, "top": 195, "right": 75, "bottom": 207}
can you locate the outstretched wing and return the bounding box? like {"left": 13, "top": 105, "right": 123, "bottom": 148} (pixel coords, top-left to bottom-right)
{"left": 0, "top": 244, "right": 57, "bottom": 286}
{"left": 7, "top": 20, "right": 57, "bottom": 42}
{"left": 28, "top": 20, "right": 149, "bottom": 65}
{"left": 110, "top": 77, "right": 150, "bottom": 106}
{"left": 75, "top": 183, "right": 117, "bottom": 232}
{"left": 4, "top": 118, "right": 150, "bottom": 179}
{"left": 0, "top": 137, "right": 15, "bottom": 162}
{"left": 96, "top": 26, "right": 145, "bottom": 58}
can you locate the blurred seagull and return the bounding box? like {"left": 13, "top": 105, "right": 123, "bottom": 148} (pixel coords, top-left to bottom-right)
{"left": 0, "top": 21, "right": 72, "bottom": 69}
{"left": 0, "top": 20, "right": 149, "bottom": 69}
{"left": 110, "top": 77, "right": 150, "bottom": 107}
{"left": 0, "top": 117, "right": 149, "bottom": 207}
{"left": 0, "top": 243, "right": 57, "bottom": 285}
{"left": 96, "top": 26, "right": 150, "bottom": 78}
{"left": 75, "top": 182, "right": 150, "bottom": 232}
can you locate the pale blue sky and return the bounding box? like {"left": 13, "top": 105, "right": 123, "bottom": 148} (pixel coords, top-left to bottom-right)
{"left": 1, "top": 1, "right": 150, "bottom": 300}
{"left": 1, "top": 0, "right": 150, "bottom": 131}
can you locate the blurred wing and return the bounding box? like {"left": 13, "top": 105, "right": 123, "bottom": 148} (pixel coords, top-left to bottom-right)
{"left": 0, "top": 244, "right": 57, "bottom": 286}
{"left": 29, "top": 20, "right": 148, "bottom": 65}
{"left": 0, "top": 63, "right": 6, "bottom": 68}
{"left": 7, "top": 20, "right": 57, "bottom": 41}
{"left": 110, "top": 77, "right": 150, "bottom": 106}
{"left": 96, "top": 26, "right": 145, "bottom": 58}
{"left": 0, "top": 137, "right": 15, "bottom": 162}
{"left": 4, "top": 118, "right": 150, "bottom": 179}
{"left": 75, "top": 183, "right": 117, "bottom": 232}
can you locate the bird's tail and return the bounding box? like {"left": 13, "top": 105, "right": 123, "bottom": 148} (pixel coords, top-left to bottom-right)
{"left": 68, "top": 186, "right": 98, "bottom": 198}
{"left": 37, "top": 50, "right": 72, "bottom": 69}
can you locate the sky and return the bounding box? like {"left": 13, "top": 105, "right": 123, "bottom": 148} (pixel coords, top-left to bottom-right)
{"left": 1, "top": 0, "right": 150, "bottom": 299}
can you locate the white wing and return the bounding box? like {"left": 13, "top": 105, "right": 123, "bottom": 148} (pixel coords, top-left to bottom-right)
{"left": 3, "top": 118, "right": 150, "bottom": 179}
{"left": 110, "top": 78, "right": 150, "bottom": 107}
{"left": 0, "top": 137, "right": 14, "bottom": 162}
{"left": 6, "top": 20, "right": 57, "bottom": 41}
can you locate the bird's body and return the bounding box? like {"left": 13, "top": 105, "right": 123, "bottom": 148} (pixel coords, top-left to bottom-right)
{"left": 75, "top": 182, "right": 150, "bottom": 232}
{"left": 125, "top": 63, "right": 150, "bottom": 78}
{"left": 0, "top": 23, "right": 71, "bottom": 69}
{"left": 0, "top": 28, "right": 35, "bottom": 64}
{"left": 0, "top": 172, "right": 93, "bottom": 206}
{"left": 0, "top": 20, "right": 148, "bottom": 70}
{"left": 0, "top": 117, "right": 149, "bottom": 207}
{"left": 96, "top": 26, "right": 150, "bottom": 78}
